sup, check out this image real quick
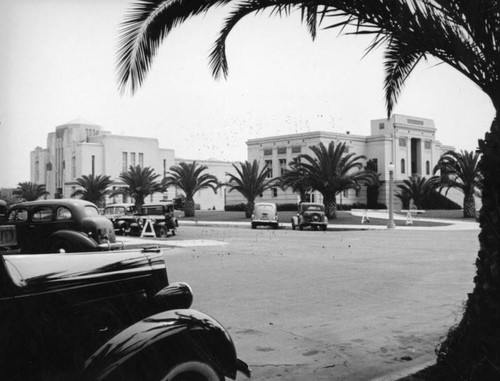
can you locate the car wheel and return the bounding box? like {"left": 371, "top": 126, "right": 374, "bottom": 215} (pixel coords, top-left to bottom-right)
{"left": 171, "top": 229, "right": 176, "bottom": 236}
{"left": 251, "top": 222, "right": 256, "bottom": 229}
{"left": 322, "top": 225, "right": 327, "bottom": 231}
{"left": 162, "top": 361, "right": 223, "bottom": 381}
{"left": 49, "top": 239, "right": 73, "bottom": 253}
{"left": 291, "top": 221, "right": 296, "bottom": 230}
{"left": 157, "top": 227, "right": 168, "bottom": 238}
{"left": 299, "top": 225, "right": 304, "bottom": 231}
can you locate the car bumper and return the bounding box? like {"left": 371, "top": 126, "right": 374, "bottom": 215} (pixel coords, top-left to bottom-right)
{"left": 252, "top": 219, "right": 278, "bottom": 225}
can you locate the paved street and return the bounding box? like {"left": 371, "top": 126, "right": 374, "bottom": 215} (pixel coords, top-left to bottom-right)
{"left": 133, "top": 224, "right": 480, "bottom": 381}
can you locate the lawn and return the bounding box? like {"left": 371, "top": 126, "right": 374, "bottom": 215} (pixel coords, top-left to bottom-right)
{"left": 176, "top": 209, "right": 469, "bottom": 227}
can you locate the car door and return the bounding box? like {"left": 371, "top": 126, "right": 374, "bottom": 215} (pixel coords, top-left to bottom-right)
{"left": 22, "top": 206, "right": 56, "bottom": 253}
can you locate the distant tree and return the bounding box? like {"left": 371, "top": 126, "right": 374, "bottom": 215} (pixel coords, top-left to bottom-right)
{"left": 162, "top": 161, "right": 219, "bottom": 217}
{"left": 13, "top": 181, "right": 49, "bottom": 202}
{"left": 0, "top": 188, "right": 17, "bottom": 206}
{"left": 109, "top": 165, "right": 162, "bottom": 211}
{"left": 70, "top": 174, "right": 112, "bottom": 207}
{"left": 295, "top": 141, "right": 377, "bottom": 219}
{"left": 279, "top": 159, "right": 311, "bottom": 203}
{"left": 225, "top": 160, "right": 276, "bottom": 218}
{"left": 396, "top": 175, "right": 440, "bottom": 210}
{"left": 433, "top": 150, "right": 482, "bottom": 218}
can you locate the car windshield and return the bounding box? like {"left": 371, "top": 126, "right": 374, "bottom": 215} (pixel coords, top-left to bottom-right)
{"left": 142, "top": 206, "right": 164, "bottom": 215}
{"left": 256, "top": 205, "right": 274, "bottom": 212}
{"left": 84, "top": 206, "right": 100, "bottom": 217}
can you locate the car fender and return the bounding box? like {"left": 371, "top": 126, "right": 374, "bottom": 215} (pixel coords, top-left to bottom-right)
{"left": 48, "top": 230, "right": 99, "bottom": 252}
{"left": 84, "top": 309, "right": 248, "bottom": 381}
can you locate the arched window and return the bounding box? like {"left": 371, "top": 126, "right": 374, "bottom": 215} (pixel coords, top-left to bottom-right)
{"left": 426, "top": 160, "right": 430, "bottom": 175}
{"left": 401, "top": 159, "right": 406, "bottom": 174}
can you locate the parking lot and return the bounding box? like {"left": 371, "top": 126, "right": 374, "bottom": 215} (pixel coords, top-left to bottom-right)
{"left": 132, "top": 224, "right": 479, "bottom": 380}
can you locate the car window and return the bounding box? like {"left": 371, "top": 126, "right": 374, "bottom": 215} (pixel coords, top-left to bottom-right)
{"left": 104, "top": 207, "right": 114, "bottom": 215}
{"left": 56, "top": 206, "right": 72, "bottom": 220}
{"left": 303, "top": 205, "right": 324, "bottom": 212}
{"left": 7, "top": 208, "right": 28, "bottom": 223}
{"left": 32, "top": 207, "right": 53, "bottom": 222}
{"left": 84, "top": 205, "right": 100, "bottom": 216}
{"left": 115, "top": 207, "right": 125, "bottom": 214}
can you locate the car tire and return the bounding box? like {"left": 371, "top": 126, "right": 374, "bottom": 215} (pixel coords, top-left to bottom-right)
{"left": 158, "top": 227, "right": 167, "bottom": 238}
{"left": 171, "top": 229, "right": 176, "bottom": 236}
{"left": 299, "top": 225, "right": 304, "bottom": 231}
{"left": 322, "top": 225, "right": 327, "bottom": 231}
{"left": 291, "top": 221, "right": 296, "bottom": 230}
{"left": 162, "top": 360, "right": 224, "bottom": 381}
{"left": 251, "top": 222, "right": 256, "bottom": 229}
{"left": 49, "top": 239, "right": 73, "bottom": 253}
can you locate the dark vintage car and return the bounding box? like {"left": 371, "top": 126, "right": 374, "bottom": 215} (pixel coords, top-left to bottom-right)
{"left": 129, "top": 202, "right": 179, "bottom": 238}
{"left": 103, "top": 203, "right": 137, "bottom": 236}
{"left": 291, "top": 202, "right": 328, "bottom": 231}
{"left": 0, "top": 248, "right": 251, "bottom": 380}
{"left": 3, "top": 199, "right": 123, "bottom": 254}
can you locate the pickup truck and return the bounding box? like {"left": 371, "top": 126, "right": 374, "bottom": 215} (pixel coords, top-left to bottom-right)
{"left": 0, "top": 247, "right": 251, "bottom": 380}
{"left": 0, "top": 199, "right": 123, "bottom": 253}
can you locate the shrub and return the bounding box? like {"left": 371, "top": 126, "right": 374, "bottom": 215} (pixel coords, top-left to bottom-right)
{"left": 225, "top": 203, "right": 246, "bottom": 211}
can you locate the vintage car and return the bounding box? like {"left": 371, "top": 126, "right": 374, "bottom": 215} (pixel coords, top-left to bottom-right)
{"left": 251, "top": 203, "right": 279, "bottom": 229}
{"left": 2, "top": 199, "right": 122, "bottom": 254}
{"left": 0, "top": 248, "right": 251, "bottom": 380}
{"left": 291, "top": 202, "right": 328, "bottom": 231}
{"left": 129, "top": 202, "right": 179, "bottom": 238}
{"left": 103, "top": 203, "right": 136, "bottom": 235}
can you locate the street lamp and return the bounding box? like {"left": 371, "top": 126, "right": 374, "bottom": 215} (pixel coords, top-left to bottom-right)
{"left": 387, "top": 163, "right": 396, "bottom": 229}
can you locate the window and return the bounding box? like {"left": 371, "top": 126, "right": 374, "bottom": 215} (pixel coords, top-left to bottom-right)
{"left": 379, "top": 122, "right": 385, "bottom": 129}
{"left": 84, "top": 206, "right": 100, "bottom": 217}
{"left": 399, "top": 138, "right": 407, "bottom": 147}
{"left": 138, "top": 153, "right": 144, "bottom": 167}
{"left": 163, "top": 159, "right": 167, "bottom": 177}
{"left": 343, "top": 189, "right": 348, "bottom": 198}
{"left": 8, "top": 209, "right": 28, "bottom": 223}
{"left": 71, "top": 156, "right": 76, "bottom": 178}
{"left": 425, "top": 140, "right": 432, "bottom": 149}
{"left": 264, "top": 160, "right": 273, "bottom": 178}
{"left": 56, "top": 207, "right": 72, "bottom": 220}
{"left": 272, "top": 188, "right": 278, "bottom": 198}
{"left": 407, "top": 118, "right": 424, "bottom": 125}
{"left": 355, "top": 188, "right": 360, "bottom": 198}
{"left": 279, "top": 159, "right": 287, "bottom": 175}
{"left": 426, "top": 160, "right": 430, "bottom": 175}
{"left": 401, "top": 159, "right": 406, "bottom": 174}
{"left": 122, "top": 152, "right": 128, "bottom": 173}
{"left": 131, "top": 152, "right": 136, "bottom": 167}
{"left": 291, "top": 146, "right": 301, "bottom": 154}
{"left": 32, "top": 207, "right": 53, "bottom": 222}
{"left": 91, "top": 155, "right": 95, "bottom": 176}
{"left": 263, "top": 148, "right": 273, "bottom": 156}
{"left": 371, "top": 158, "right": 378, "bottom": 172}
{"left": 277, "top": 147, "right": 287, "bottom": 155}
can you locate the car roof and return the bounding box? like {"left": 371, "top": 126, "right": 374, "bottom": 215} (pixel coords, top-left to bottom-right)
{"left": 9, "top": 199, "right": 97, "bottom": 209}
{"left": 104, "top": 203, "right": 135, "bottom": 208}
{"left": 255, "top": 202, "right": 276, "bottom": 207}
{"left": 143, "top": 202, "right": 173, "bottom": 206}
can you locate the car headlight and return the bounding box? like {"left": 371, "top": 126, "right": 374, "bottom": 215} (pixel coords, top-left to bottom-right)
{"left": 154, "top": 282, "right": 193, "bottom": 310}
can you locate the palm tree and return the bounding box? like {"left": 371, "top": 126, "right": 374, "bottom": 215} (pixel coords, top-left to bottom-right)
{"left": 225, "top": 160, "right": 276, "bottom": 218}
{"left": 116, "top": 2, "right": 500, "bottom": 378}
{"left": 434, "top": 150, "right": 482, "bottom": 219}
{"left": 162, "top": 161, "right": 219, "bottom": 217}
{"left": 294, "top": 141, "right": 376, "bottom": 219}
{"left": 364, "top": 159, "right": 381, "bottom": 209}
{"left": 396, "top": 175, "right": 439, "bottom": 210}
{"left": 13, "top": 181, "right": 49, "bottom": 201}
{"left": 109, "top": 165, "right": 162, "bottom": 211}
{"left": 70, "top": 174, "right": 112, "bottom": 207}
{"left": 279, "top": 159, "right": 311, "bottom": 203}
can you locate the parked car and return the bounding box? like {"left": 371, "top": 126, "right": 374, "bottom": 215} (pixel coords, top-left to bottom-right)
{"left": 0, "top": 248, "right": 251, "bottom": 380}
{"left": 0, "top": 200, "right": 6, "bottom": 224}
{"left": 291, "top": 202, "right": 328, "bottom": 231}
{"left": 172, "top": 196, "right": 186, "bottom": 211}
{"left": 251, "top": 203, "right": 279, "bottom": 229}
{"left": 103, "top": 203, "right": 136, "bottom": 235}
{"left": 129, "top": 202, "right": 178, "bottom": 238}
{"left": 1, "top": 199, "right": 122, "bottom": 254}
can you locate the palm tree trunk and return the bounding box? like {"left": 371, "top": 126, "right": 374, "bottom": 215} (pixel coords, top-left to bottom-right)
{"left": 463, "top": 194, "right": 476, "bottom": 218}
{"left": 436, "top": 116, "right": 500, "bottom": 379}
{"left": 184, "top": 197, "right": 195, "bottom": 217}
{"left": 245, "top": 200, "right": 254, "bottom": 219}
{"left": 323, "top": 194, "right": 337, "bottom": 219}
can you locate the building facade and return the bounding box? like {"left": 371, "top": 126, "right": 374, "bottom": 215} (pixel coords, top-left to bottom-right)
{"left": 227, "top": 114, "right": 455, "bottom": 209}
{"left": 31, "top": 118, "right": 235, "bottom": 209}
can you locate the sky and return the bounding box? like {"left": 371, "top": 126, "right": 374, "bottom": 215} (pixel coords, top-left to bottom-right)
{"left": 0, "top": 0, "right": 495, "bottom": 188}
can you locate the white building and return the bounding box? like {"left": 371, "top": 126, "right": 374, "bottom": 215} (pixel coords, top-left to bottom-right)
{"left": 31, "top": 118, "right": 235, "bottom": 209}
{"left": 226, "top": 114, "right": 455, "bottom": 208}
